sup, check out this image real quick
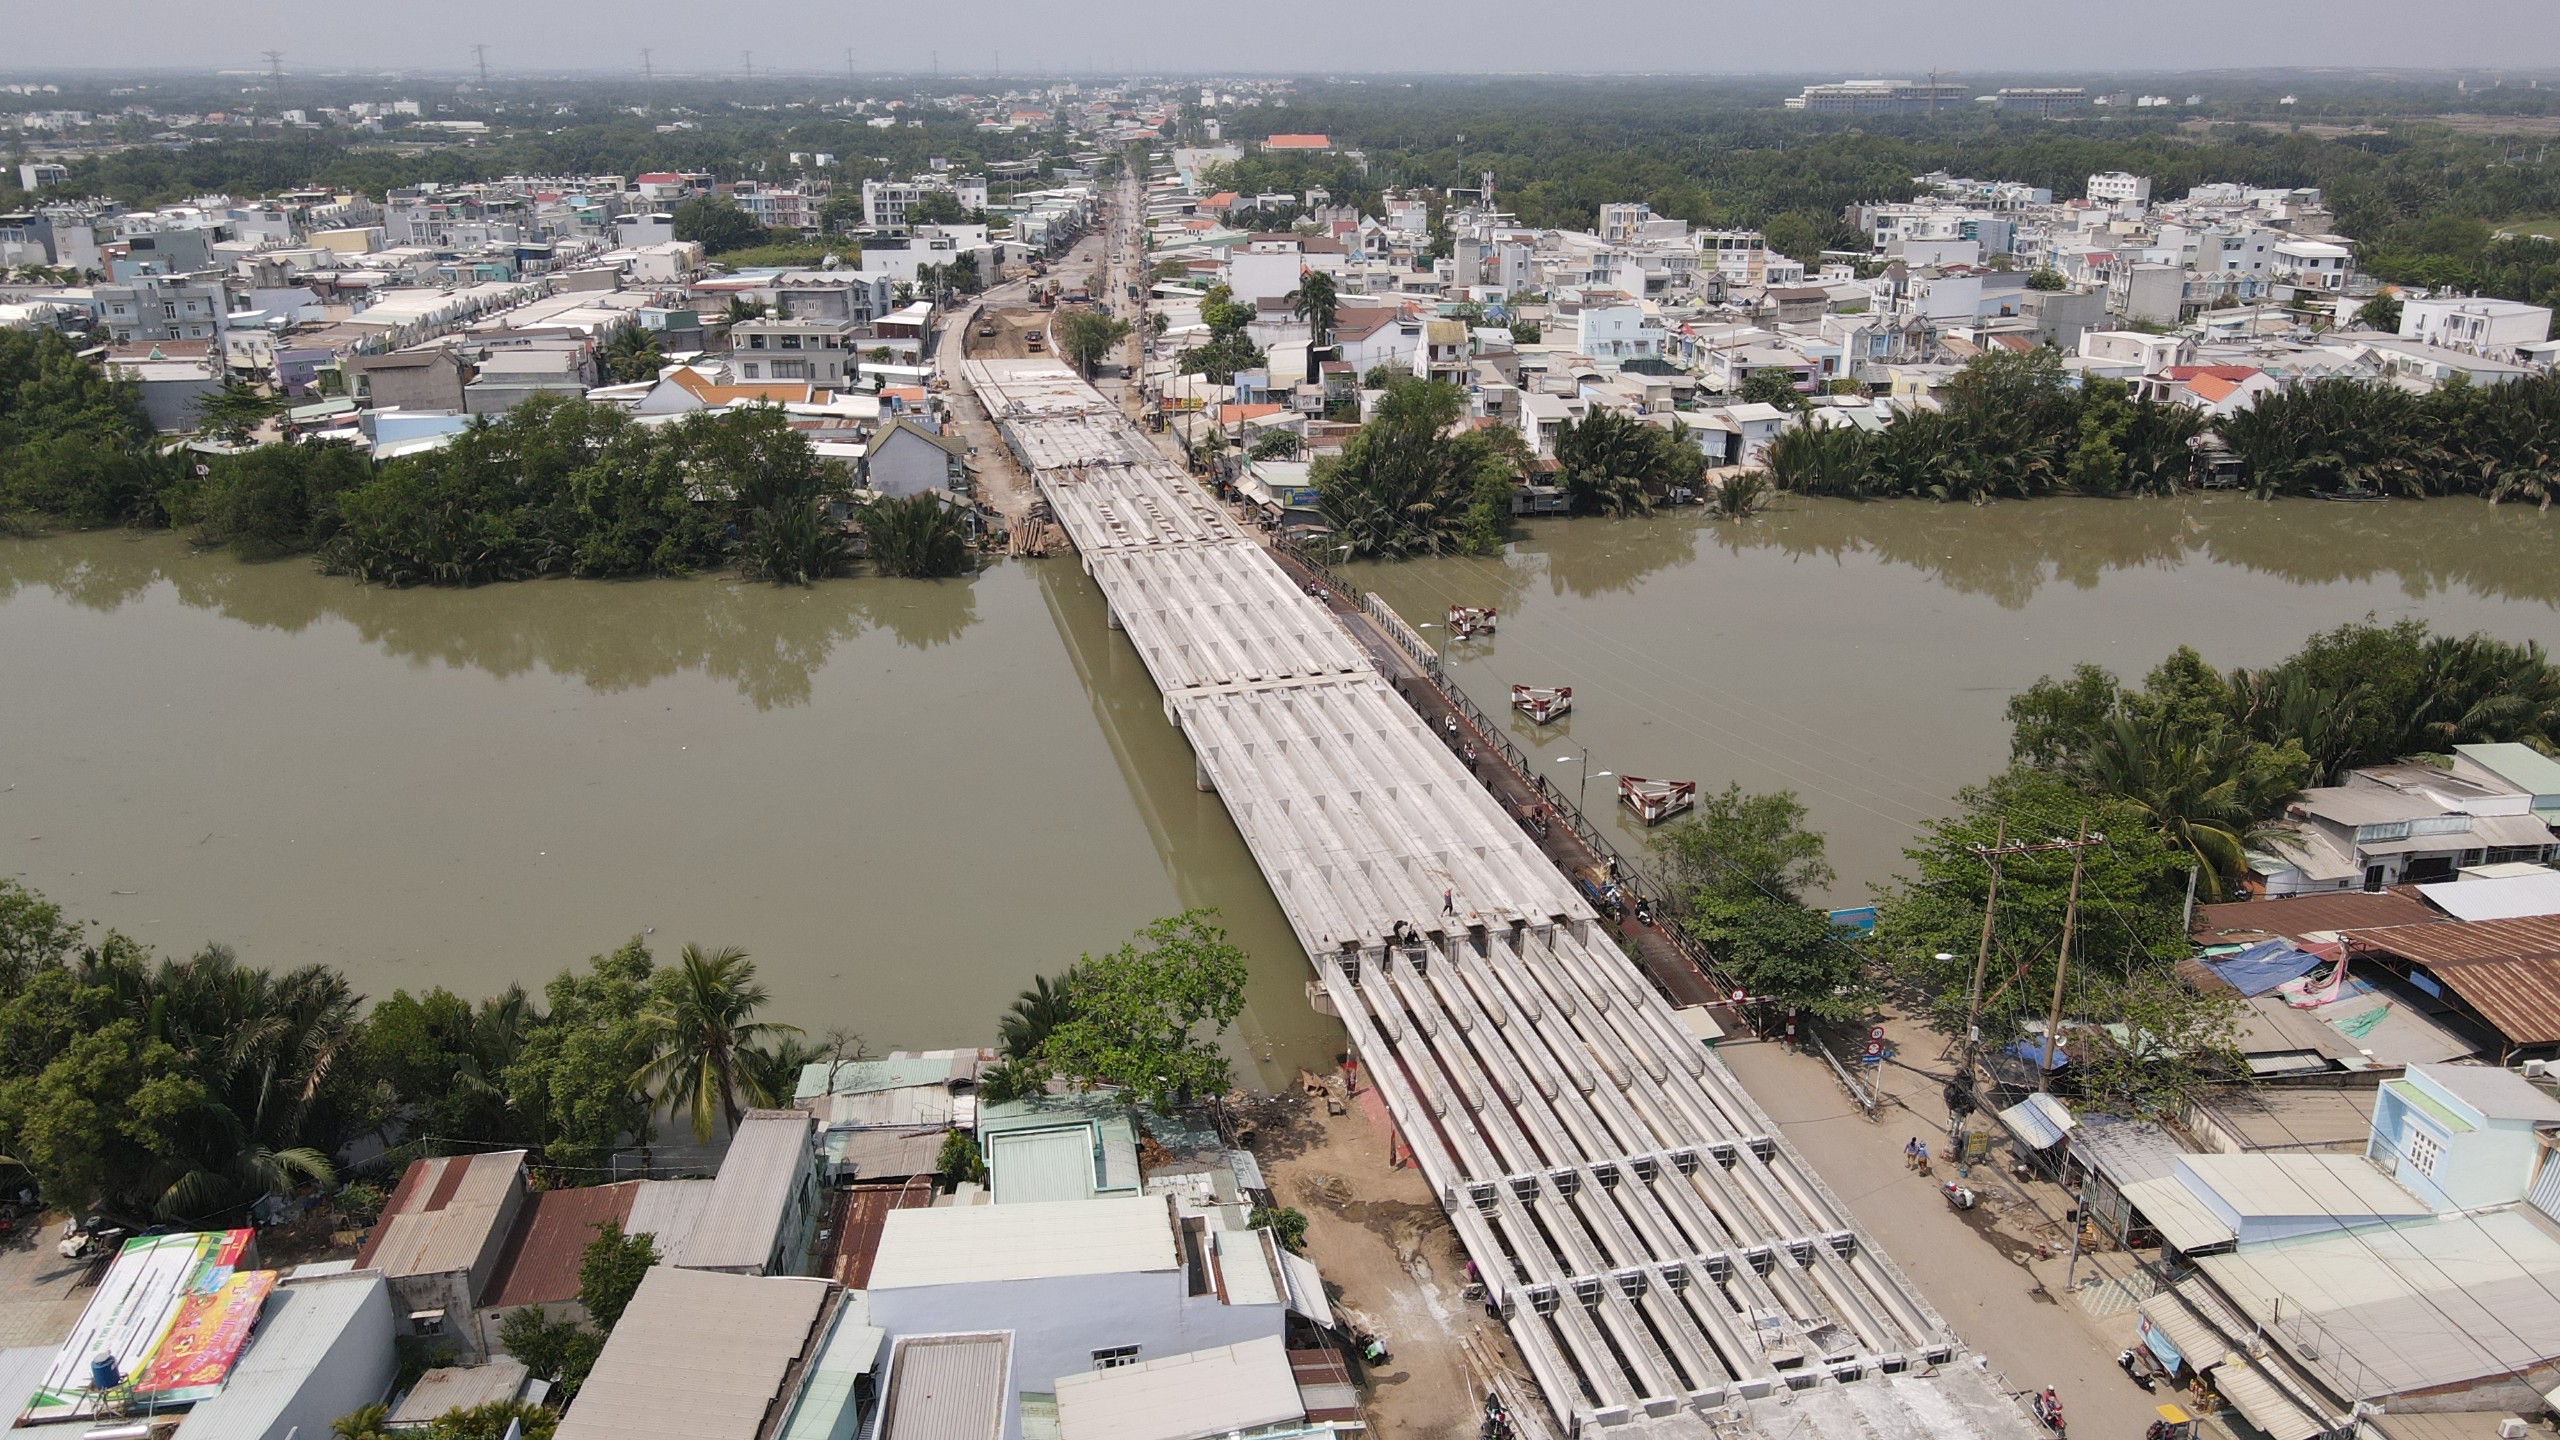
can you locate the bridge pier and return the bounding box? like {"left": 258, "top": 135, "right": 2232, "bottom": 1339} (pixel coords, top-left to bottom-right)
{"left": 1105, "top": 598, "right": 1122, "bottom": 631}
{"left": 1194, "top": 754, "right": 1216, "bottom": 794}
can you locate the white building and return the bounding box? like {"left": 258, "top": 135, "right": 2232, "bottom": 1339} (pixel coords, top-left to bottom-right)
{"left": 2086, "top": 171, "right": 2153, "bottom": 208}
{"left": 2272, "top": 239, "right": 2354, "bottom": 292}
{"left": 2399, "top": 296, "right": 2553, "bottom": 359}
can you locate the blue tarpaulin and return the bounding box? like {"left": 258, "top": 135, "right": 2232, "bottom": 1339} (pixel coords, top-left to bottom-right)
{"left": 2004, "top": 1038, "right": 2069, "bottom": 1072}
{"left": 2200, "top": 939, "right": 2323, "bottom": 997}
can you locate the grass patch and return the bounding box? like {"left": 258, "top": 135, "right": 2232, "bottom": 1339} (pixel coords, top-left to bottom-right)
{"left": 712, "top": 242, "right": 858, "bottom": 270}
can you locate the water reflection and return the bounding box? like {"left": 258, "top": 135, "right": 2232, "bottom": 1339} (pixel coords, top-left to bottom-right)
{"left": 0, "top": 533, "right": 984, "bottom": 708}
{"left": 1692, "top": 496, "right": 2560, "bottom": 611}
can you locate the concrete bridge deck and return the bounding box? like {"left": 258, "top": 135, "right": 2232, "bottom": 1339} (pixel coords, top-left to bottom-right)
{"left": 965, "top": 356, "right": 2032, "bottom": 1440}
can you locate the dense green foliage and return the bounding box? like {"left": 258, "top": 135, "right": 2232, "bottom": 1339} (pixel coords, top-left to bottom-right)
{"left": 1550, "top": 405, "right": 1701, "bottom": 515}
{"left": 0, "top": 878, "right": 818, "bottom": 1224}
{"left": 1314, "top": 377, "right": 1518, "bottom": 557}
{"left": 1650, "top": 786, "right": 1870, "bottom": 1022}
{"left": 1764, "top": 349, "right": 2207, "bottom": 500}
{"left": 1024, "top": 910, "right": 1250, "bottom": 1114}
{"left": 0, "top": 329, "right": 170, "bottom": 529}
{"left": 857, "top": 492, "right": 972, "bottom": 578}
{"left": 633, "top": 945, "right": 799, "bottom": 1144}
{"left": 2220, "top": 371, "right": 2560, "bottom": 503}
{"left": 1055, "top": 309, "right": 1133, "bottom": 378}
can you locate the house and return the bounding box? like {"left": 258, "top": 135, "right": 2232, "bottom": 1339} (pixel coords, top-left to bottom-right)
{"left": 355, "top": 1150, "right": 529, "bottom": 1361}
{"left": 671, "top": 1108, "right": 824, "bottom": 1277}
{"left": 979, "top": 1093, "right": 1143, "bottom": 1205}
{"left": 463, "top": 347, "right": 591, "bottom": 415}
{"left": 863, "top": 1194, "right": 1325, "bottom": 1404}
{"left": 2253, "top": 769, "right": 2555, "bottom": 896}
{"left": 2340, "top": 915, "right": 2560, "bottom": 1060}
{"left": 794, "top": 1050, "right": 988, "bottom": 1183}
{"left": 634, "top": 368, "right": 814, "bottom": 415}
{"left": 355, "top": 348, "right": 469, "bottom": 414}
{"left": 387, "top": 1359, "right": 530, "bottom": 1428}
{"left": 732, "top": 316, "right": 859, "bottom": 389}
{"left": 2126, "top": 1066, "right": 2560, "bottom": 1428}
{"left": 873, "top": 1331, "right": 1010, "bottom": 1440}
{"left": 2159, "top": 364, "right": 2278, "bottom": 416}
{"left": 1052, "top": 1336, "right": 1307, "bottom": 1440}
{"left": 2367, "top": 1063, "right": 2560, "bottom": 1211}
{"left": 2399, "top": 296, "right": 2553, "bottom": 361}
{"left": 173, "top": 1271, "right": 396, "bottom": 1440}
{"left": 865, "top": 418, "right": 970, "bottom": 499}
{"left": 1414, "top": 318, "right": 1467, "bottom": 384}
{"left": 475, "top": 1178, "right": 644, "bottom": 1354}
{"left": 552, "top": 1267, "right": 837, "bottom": 1440}
{"left": 2448, "top": 742, "right": 2560, "bottom": 828}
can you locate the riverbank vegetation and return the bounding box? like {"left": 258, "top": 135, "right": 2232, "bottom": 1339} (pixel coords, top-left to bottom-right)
{"left": 1315, "top": 377, "right": 1522, "bottom": 558}
{"left": 1660, "top": 618, "right": 2557, "bottom": 1116}
{"left": 986, "top": 910, "right": 1250, "bottom": 1114}
{"left": 0, "top": 877, "right": 812, "bottom": 1223}
{"left": 1765, "top": 350, "right": 2560, "bottom": 504}
{"left": 0, "top": 330, "right": 976, "bottom": 587}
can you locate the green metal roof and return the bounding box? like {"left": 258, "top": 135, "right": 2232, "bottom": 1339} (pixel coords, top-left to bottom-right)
{"left": 2456, "top": 743, "right": 2560, "bottom": 797}
{"left": 2383, "top": 1078, "right": 2474, "bottom": 1134}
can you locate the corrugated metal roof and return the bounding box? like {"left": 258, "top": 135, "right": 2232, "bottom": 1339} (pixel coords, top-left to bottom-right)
{"left": 2456, "top": 742, "right": 2560, "bottom": 796}
{"left": 877, "top": 1332, "right": 1009, "bottom": 1440}
{"left": 2410, "top": 1063, "right": 2560, "bottom": 1123}
{"left": 553, "top": 1268, "right": 830, "bottom": 1440}
{"left": 1277, "top": 1249, "right": 1333, "bottom": 1330}
{"left": 1214, "top": 1227, "right": 1282, "bottom": 1307}
{"left": 1054, "top": 1336, "right": 1302, "bottom": 1440}
{"left": 355, "top": 1151, "right": 525, "bottom": 1279}
{"left": 1997, "top": 1092, "right": 2075, "bottom": 1150}
{"left": 828, "top": 1128, "right": 946, "bottom": 1181}
{"left": 867, "top": 1195, "right": 1176, "bottom": 1290}
{"left": 2068, "top": 1117, "right": 2182, "bottom": 1186}
{"left": 626, "top": 1177, "right": 715, "bottom": 1259}
{"left": 2210, "top": 1359, "right": 2328, "bottom": 1440}
{"left": 2119, "top": 1178, "right": 2235, "bottom": 1254}
{"left": 678, "top": 1109, "right": 813, "bottom": 1272}
{"left": 988, "top": 1127, "right": 1101, "bottom": 1205}
{"left": 2135, "top": 1291, "right": 2228, "bottom": 1371}
{"left": 2351, "top": 917, "right": 2560, "bottom": 1043}
{"left": 484, "top": 1182, "right": 640, "bottom": 1308}
{"left": 2178, "top": 1153, "right": 2428, "bottom": 1222}
{"left": 2197, "top": 1208, "right": 2560, "bottom": 1398}
{"left": 2194, "top": 892, "right": 2440, "bottom": 943}
{"left": 387, "top": 1359, "right": 528, "bottom": 1425}
{"left": 2420, "top": 872, "right": 2560, "bottom": 923}
{"left": 2352, "top": 914, "right": 2560, "bottom": 965}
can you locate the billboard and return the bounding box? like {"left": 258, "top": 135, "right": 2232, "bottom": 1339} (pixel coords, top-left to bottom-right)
{"left": 26, "top": 1229, "right": 274, "bottom": 1420}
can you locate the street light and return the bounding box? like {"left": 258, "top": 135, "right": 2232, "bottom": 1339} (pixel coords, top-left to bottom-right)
{"left": 1553, "top": 747, "right": 1609, "bottom": 814}
{"left": 1416, "top": 621, "right": 1447, "bottom": 671}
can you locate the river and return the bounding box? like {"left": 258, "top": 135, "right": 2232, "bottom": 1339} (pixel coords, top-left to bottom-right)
{"left": 1346, "top": 495, "right": 2560, "bottom": 905}
{"left": 6, "top": 497, "right": 2556, "bottom": 1074}
{"left": 0, "top": 533, "right": 1329, "bottom": 1084}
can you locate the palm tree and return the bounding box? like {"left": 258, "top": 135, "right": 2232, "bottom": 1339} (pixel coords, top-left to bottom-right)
{"left": 859, "top": 493, "right": 971, "bottom": 578}
{"left": 600, "top": 325, "right": 668, "bottom": 385}
{"left": 191, "top": 380, "right": 285, "bottom": 446}
{"left": 2075, "top": 712, "right": 2301, "bottom": 901}
{"left": 633, "top": 944, "right": 801, "bottom": 1143}
{"left": 1551, "top": 405, "right": 1661, "bottom": 516}
{"left": 1288, "top": 269, "right": 1338, "bottom": 386}
{"left": 331, "top": 1404, "right": 394, "bottom": 1440}
{"left": 999, "top": 971, "right": 1080, "bottom": 1060}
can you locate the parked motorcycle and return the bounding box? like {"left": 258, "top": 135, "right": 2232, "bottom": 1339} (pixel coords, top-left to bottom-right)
{"left": 1940, "top": 1181, "right": 1977, "bottom": 1212}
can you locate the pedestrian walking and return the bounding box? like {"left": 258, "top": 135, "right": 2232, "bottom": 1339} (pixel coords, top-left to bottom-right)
{"left": 1914, "top": 1139, "right": 1931, "bottom": 1175}
{"left": 1442, "top": 886, "right": 1456, "bottom": 917}
{"left": 1903, "top": 1137, "right": 1922, "bottom": 1172}
{"left": 1444, "top": 714, "right": 1459, "bottom": 742}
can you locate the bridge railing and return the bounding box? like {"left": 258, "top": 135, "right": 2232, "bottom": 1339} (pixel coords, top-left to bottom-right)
{"left": 1281, "top": 539, "right": 1741, "bottom": 1004}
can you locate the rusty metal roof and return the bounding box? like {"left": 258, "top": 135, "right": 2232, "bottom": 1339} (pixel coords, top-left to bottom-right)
{"left": 484, "top": 1181, "right": 642, "bottom": 1309}
{"left": 2347, "top": 916, "right": 2560, "bottom": 1045}
{"left": 2194, "top": 891, "right": 2441, "bottom": 943}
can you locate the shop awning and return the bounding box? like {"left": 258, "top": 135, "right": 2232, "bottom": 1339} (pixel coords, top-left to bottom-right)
{"left": 1997, "top": 1092, "right": 2076, "bottom": 1151}
{"left": 2135, "top": 1294, "right": 2226, "bottom": 1376}
{"left": 2212, "top": 1358, "right": 2329, "bottom": 1440}
{"left": 2119, "top": 1178, "right": 2237, "bottom": 1254}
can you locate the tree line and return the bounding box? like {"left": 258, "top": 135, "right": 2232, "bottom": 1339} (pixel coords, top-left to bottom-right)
{"left": 0, "top": 332, "right": 972, "bottom": 583}
{"left": 0, "top": 879, "right": 833, "bottom": 1227}
{"left": 1764, "top": 348, "right": 2560, "bottom": 504}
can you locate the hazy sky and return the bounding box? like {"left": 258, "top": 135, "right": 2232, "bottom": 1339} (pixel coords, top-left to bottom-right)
{"left": 8, "top": 0, "right": 2560, "bottom": 76}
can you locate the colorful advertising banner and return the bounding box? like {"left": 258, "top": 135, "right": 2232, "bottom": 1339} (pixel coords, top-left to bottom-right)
{"left": 26, "top": 1229, "right": 274, "bottom": 1421}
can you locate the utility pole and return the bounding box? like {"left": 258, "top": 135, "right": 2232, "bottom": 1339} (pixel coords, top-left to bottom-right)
{"left": 472, "top": 44, "right": 490, "bottom": 90}
{"left": 2040, "top": 823, "right": 2099, "bottom": 1093}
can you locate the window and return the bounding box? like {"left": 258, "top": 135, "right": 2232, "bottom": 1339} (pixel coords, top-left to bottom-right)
{"left": 2405, "top": 1129, "right": 2441, "bottom": 1179}
{"left": 1092, "top": 1346, "right": 1141, "bottom": 1370}
{"left": 770, "top": 359, "right": 808, "bottom": 379}
{"left": 780, "top": 335, "right": 801, "bottom": 349}
{"left": 748, "top": 334, "right": 767, "bottom": 349}
{"left": 742, "top": 362, "right": 760, "bottom": 378}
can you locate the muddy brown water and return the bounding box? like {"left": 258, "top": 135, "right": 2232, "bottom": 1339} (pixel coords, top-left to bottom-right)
{"left": 1346, "top": 494, "right": 2560, "bottom": 906}
{"left": 0, "top": 533, "right": 1329, "bottom": 1084}
{"left": 6, "top": 495, "right": 2556, "bottom": 1082}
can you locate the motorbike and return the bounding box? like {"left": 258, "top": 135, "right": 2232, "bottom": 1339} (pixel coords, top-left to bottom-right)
{"left": 2029, "top": 1387, "right": 2066, "bottom": 1439}
{"left": 1353, "top": 1328, "right": 1391, "bottom": 1366}
{"left": 1481, "top": 1392, "right": 1516, "bottom": 1440}
{"left": 58, "top": 1216, "right": 129, "bottom": 1262}
{"left": 1940, "top": 1181, "right": 1977, "bottom": 1212}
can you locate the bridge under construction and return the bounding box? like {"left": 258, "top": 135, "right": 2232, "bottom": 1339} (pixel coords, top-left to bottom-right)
{"left": 965, "top": 356, "right": 2033, "bottom": 1440}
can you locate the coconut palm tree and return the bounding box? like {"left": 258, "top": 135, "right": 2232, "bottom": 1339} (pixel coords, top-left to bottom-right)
{"left": 634, "top": 944, "right": 801, "bottom": 1143}
{"left": 1288, "top": 269, "right": 1338, "bottom": 386}
{"left": 2075, "top": 712, "right": 2305, "bottom": 901}
{"left": 999, "top": 971, "right": 1080, "bottom": 1060}
{"left": 1550, "top": 405, "right": 1660, "bottom": 516}
{"left": 858, "top": 492, "right": 971, "bottom": 578}
{"left": 599, "top": 325, "right": 668, "bottom": 384}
